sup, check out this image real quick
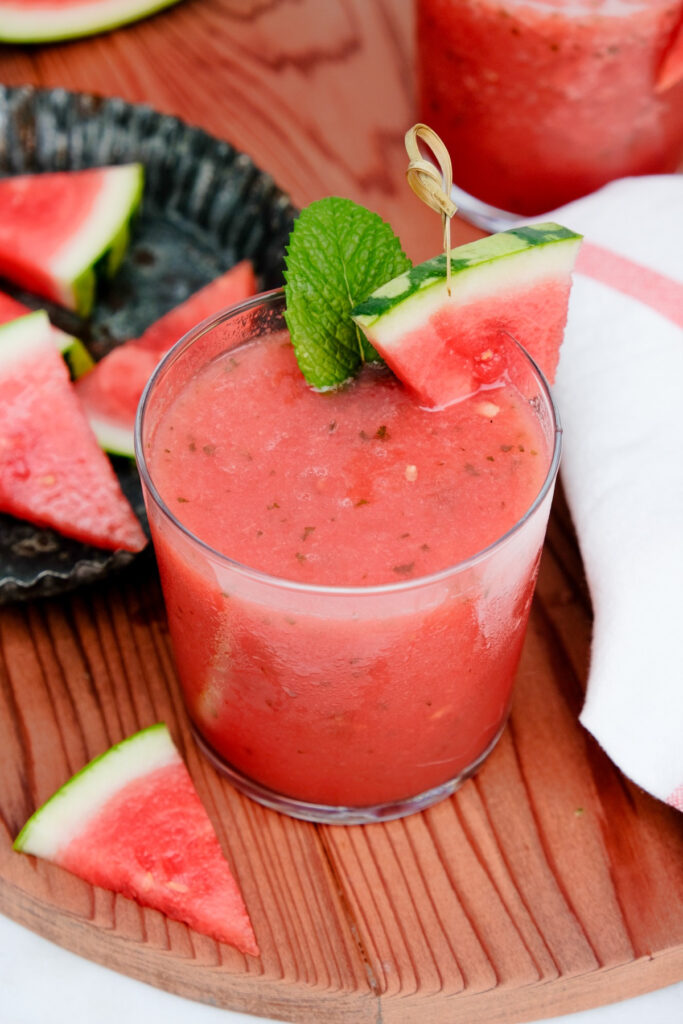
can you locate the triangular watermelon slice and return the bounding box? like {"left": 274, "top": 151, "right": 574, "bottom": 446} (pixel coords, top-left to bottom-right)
{"left": 75, "top": 260, "right": 258, "bottom": 457}
{"left": 14, "top": 723, "right": 259, "bottom": 956}
{"left": 351, "top": 223, "right": 582, "bottom": 408}
{"left": 0, "top": 288, "right": 94, "bottom": 377}
{"left": 0, "top": 164, "right": 144, "bottom": 316}
{"left": 0, "top": 311, "right": 146, "bottom": 551}
{"left": 0, "top": 0, "right": 183, "bottom": 43}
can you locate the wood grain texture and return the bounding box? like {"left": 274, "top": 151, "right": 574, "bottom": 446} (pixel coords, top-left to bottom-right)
{"left": 1, "top": 2, "right": 683, "bottom": 1021}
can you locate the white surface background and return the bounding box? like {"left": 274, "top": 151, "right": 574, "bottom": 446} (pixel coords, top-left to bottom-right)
{"left": 1, "top": 912, "right": 681, "bottom": 1024}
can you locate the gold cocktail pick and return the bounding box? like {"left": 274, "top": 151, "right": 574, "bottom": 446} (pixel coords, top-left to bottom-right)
{"left": 404, "top": 124, "right": 458, "bottom": 295}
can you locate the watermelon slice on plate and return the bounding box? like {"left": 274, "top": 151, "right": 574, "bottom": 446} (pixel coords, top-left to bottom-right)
{"left": 0, "top": 163, "right": 144, "bottom": 316}
{"left": 352, "top": 222, "right": 582, "bottom": 408}
{"left": 0, "top": 311, "right": 146, "bottom": 551}
{"left": 0, "top": 0, "right": 183, "bottom": 43}
{"left": 14, "top": 722, "right": 259, "bottom": 955}
{"left": 0, "top": 288, "right": 93, "bottom": 377}
{"left": 75, "top": 260, "right": 257, "bottom": 457}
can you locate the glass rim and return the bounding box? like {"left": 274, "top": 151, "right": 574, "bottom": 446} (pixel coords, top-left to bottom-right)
{"left": 134, "top": 287, "right": 563, "bottom": 597}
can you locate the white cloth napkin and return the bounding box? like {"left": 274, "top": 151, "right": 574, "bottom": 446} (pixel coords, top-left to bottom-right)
{"left": 545, "top": 176, "right": 683, "bottom": 810}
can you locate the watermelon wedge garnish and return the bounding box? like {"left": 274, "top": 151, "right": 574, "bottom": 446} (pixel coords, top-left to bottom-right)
{"left": 0, "top": 288, "right": 93, "bottom": 378}
{"left": 0, "top": 164, "right": 144, "bottom": 316}
{"left": 75, "top": 260, "right": 258, "bottom": 457}
{"left": 0, "top": 0, "right": 183, "bottom": 43}
{"left": 351, "top": 223, "right": 582, "bottom": 408}
{"left": 14, "top": 723, "right": 259, "bottom": 956}
{"left": 0, "top": 311, "right": 146, "bottom": 551}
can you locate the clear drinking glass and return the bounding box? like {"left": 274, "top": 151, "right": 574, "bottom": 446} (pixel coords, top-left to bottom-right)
{"left": 417, "top": 0, "right": 683, "bottom": 219}
{"left": 136, "top": 290, "right": 562, "bottom": 824}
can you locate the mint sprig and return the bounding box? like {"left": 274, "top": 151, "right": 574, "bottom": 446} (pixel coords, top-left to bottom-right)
{"left": 284, "top": 197, "right": 412, "bottom": 388}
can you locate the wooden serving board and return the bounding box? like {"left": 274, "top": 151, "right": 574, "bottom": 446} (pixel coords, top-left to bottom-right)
{"left": 1, "top": 2, "right": 683, "bottom": 1020}
{"left": 1, "top": 490, "right": 683, "bottom": 1024}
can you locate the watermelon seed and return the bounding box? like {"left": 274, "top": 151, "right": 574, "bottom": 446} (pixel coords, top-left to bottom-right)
{"left": 476, "top": 401, "right": 500, "bottom": 418}
{"left": 167, "top": 881, "right": 189, "bottom": 893}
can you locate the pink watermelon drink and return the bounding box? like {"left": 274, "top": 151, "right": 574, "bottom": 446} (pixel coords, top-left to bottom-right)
{"left": 417, "top": 0, "right": 683, "bottom": 215}
{"left": 137, "top": 289, "right": 562, "bottom": 823}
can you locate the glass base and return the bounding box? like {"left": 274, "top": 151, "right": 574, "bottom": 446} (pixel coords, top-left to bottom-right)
{"left": 191, "top": 720, "right": 508, "bottom": 825}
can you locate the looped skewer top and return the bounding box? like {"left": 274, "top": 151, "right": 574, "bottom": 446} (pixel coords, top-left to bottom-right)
{"left": 404, "top": 124, "right": 458, "bottom": 295}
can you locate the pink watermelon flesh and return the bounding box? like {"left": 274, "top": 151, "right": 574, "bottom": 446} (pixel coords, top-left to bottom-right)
{"left": 0, "top": 164, "right": 141, "bottom": 314}
{"left": 0, "top": 168, "right": 102, "bottom": 304}
{"left": 134, "top": 260, "right": 257, "bottom": 354}
{"left": 75, "top": 260, "right": 257, "bottom": 452}
{"left": 657, "top": 17, "right": 683, "bottom": 92}
{"left": 0, "top": 315, "right": 147, "bottom": 551}
{"left": 386, "top": 277, "right": 571, "bottom": 408}
{"left": 58, "top": 759, "right": 259, "bottom": 954}
{"left": 0, "top": 288, "right": 79, "bottom": 356}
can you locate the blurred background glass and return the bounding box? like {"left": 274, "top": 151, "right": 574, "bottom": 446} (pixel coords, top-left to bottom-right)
{"left": 416, "top": 0, "right": 683, "bottom": 215}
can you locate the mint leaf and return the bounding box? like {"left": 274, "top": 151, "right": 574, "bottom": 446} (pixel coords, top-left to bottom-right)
{"left": 284, "top": 197, "right": 412, "bottom": 388}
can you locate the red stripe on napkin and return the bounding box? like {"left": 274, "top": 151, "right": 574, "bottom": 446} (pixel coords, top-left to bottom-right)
{"left": 576, "top": 243, "right": 683, "bottom": 328}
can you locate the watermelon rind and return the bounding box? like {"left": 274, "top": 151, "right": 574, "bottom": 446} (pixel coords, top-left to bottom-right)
{"left": 87, "top": 413, "right": 139, "bottom": 459}
{"left": 0, "top": 0, "right": 183, "bottom": 43}
{"left": 13, "top": 723, "right": 177, "bottom": 858}
{"left": 103, "top": 216, "right": 132, "bottom": 278}
{"left": 0, "top": 309, "right": 52, "bottom": 367}
{"left": 0, "top": 292, "right": 93, "bottom": 377}
{"left": 56, "top": 163, "right": 145, "bottom": 316}
{"left": 60, "top": 332, "right": 95, "bottom": 378}
{"left": 352, "top": 223, "right": 582, "bottom": 345}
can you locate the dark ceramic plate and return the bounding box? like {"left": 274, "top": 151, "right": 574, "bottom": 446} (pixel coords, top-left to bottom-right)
{"left": 0, "top": 85, "right": 297, "bottom": 604}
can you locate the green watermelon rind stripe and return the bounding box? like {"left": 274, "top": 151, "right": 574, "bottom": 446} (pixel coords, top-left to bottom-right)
{"left": 57, "top": 163, "right": 145, "bottom": 317}
{"left": 352, "top": 223, "right": 582, "bottom": 328}
{"left": 0, "top": 0, "right": 183, "bottom": 43}
{"left": 104, "top": 217, "right": 133, "bottom": 278}
{"left": 59, "top": 333, "right": 95, "bottom": 378}
{"left": 13, "top": 723, "right": 178, "bottom": 859}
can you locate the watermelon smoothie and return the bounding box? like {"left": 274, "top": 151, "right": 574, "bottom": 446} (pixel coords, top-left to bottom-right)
{"left": 137, "top": 291, "right": 560, "bottom": 822}
{"left": 417, "top": 0, "right": 683, "bottom": 215}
